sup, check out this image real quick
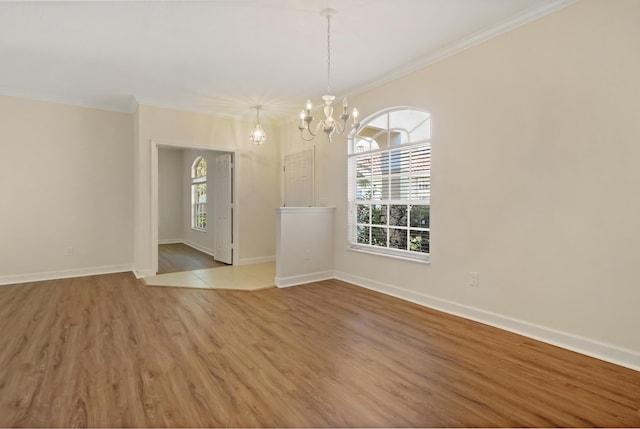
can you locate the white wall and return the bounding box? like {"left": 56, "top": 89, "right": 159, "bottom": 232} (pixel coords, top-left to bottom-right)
{"left": 158, "top": 148, "right": 183, "bottom": 241}
{"left": 0, "top": 95, "right": 134, "bottom": 283}
{"left": 278, "top": 0, "right": 640, "bottom": 367}
{"left": 275, "top": 207, "right": 335, "bottom": 287}
{"left": 134, "top": 103, "right": 280, "bottom": 275}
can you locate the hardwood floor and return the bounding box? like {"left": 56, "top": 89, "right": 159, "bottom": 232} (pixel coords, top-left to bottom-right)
{"left": 0, "top": 273, "right": 638, "bottom": 427}
{"left": 158, "top": 243, "right": 226, "bottom": 274}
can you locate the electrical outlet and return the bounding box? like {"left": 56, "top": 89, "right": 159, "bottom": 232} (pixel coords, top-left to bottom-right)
{"left": 64, "top": 247, "right": 74, "bottom": 256}
{"left": 469, "top": 271, "right": 479, "bottom": 287}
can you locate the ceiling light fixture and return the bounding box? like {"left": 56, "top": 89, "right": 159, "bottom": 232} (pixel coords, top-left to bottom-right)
{"left": 249, "top": 105, "right": 267, "bottom": 145}
{"left": 298, "top": 8, "right": 359, "bottom": 143}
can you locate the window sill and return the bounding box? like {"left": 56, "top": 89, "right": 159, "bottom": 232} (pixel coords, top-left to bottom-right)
{"left": 347, "top": 246, "right": 430, "bottom": 264}
{"left": 192, "top": 228, "right": 207, "bottom": 233}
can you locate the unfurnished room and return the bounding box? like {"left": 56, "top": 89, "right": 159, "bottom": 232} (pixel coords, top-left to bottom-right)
{"left": 0, "top": 0, "right": 639, "bottom": 427}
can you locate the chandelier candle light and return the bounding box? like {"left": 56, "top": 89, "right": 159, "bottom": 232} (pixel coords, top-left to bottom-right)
{"left": 298, "top": 8, "right": 359, "bottom": 142}
{"left": 249, "top": 105, "right": 267, "bottom": 144}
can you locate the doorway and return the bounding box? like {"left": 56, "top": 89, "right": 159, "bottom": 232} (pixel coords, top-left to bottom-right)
{"left": 151, "top": 141, "right": 237, "bottom": 275}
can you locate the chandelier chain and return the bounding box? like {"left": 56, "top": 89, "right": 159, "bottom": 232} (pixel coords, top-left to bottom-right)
{"left": 326, "top": 12, "right": 331, "bottom": 94}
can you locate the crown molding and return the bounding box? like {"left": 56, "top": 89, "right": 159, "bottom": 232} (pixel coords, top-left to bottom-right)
{"left": 345, "top": 0, "right": 578, "bottom": 99}
{"left": 129, "top": 96, "right": 140, "bottom": 113}
{"left": 0, "top": 88, "right": 131, "bottom": 113}
{"left": 132, "top": 96, "right": 242, "bottom": 120}
{"left": 0, "top": 90, "right": 258, "bottom": 122}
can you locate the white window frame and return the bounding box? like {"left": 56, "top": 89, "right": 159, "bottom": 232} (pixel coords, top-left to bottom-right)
{"left": 191, "top": 156, "right": 207, "bottom": 232}
{"left": 348, "top": 108, "right": 431, "bottom": 262}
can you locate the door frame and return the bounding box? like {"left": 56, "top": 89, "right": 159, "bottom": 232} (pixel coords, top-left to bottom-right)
{"left": 150, "top": 139, "right": 238, "bottom": 275}
{"left": 214, "top": 153, "right": 234, "bottom": 264}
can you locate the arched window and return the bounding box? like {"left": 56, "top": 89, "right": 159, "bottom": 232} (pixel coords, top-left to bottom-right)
{"left": 348, "top": 108, "right": 430, "bottom": 261}
{"left": 191, "top": 156, "right": 207, "bottom": 231}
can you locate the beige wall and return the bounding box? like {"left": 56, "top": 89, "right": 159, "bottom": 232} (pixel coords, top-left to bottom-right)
{"left": 134, "top": 104, "right": 280, "bottom": 274}
{"left": 0, "top": 95, "right": 134, "bottom": 281}
{"left": 279, "top": 0, "right": 640, "bottom": 358}
{"left": 158, "top": 148, "right": 183, "bottom": 241}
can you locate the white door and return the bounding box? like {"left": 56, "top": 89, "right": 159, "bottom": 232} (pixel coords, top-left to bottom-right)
{"left": 214, "top": 153, "right": 233, "bottom": 264}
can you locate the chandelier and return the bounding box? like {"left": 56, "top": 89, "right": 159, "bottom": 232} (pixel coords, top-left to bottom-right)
{"left": 298, "top": 8, "right": 360, "bottom": 142}
{"left": 249, "top": 105, "right": 267, "bottom": 145}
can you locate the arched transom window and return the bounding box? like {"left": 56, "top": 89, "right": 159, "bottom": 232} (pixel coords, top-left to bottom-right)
{"left": 191, "top": 156, "right": 207, "bottom": 231}
{"left": 348, "top": 108, "right": 430, "bottom": 261}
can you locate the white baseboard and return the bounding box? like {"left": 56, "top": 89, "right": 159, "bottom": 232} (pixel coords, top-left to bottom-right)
{"left": 276, "top": 270, "right": 334, "bottom": 288}
{"left": 158, "top": 239, "right": 216, "bottom": 258}
{"left": 158, "top": 238, "right": 182, "bottom": 245}
{"left": 133, "top": 268, "right": 157, "bottom": 279}
{"left": 183, "top": 240, "right": 216, "bottom": 258}
{"left": 0, "top": 264, "right": 134, "bottom": 286}
{"left": 334, "top": 270, "right": 640, "bottom": 372}
{"left": 237, "top": 255, "right": 276, "bottom": 266}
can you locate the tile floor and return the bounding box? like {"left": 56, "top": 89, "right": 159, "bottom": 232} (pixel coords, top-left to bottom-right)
{"left": 142, "top": 262, "right": 276, "bottom": 291}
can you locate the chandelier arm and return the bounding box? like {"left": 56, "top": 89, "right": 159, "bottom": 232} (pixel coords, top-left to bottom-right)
{"left": 315, "top": 121, "right": 328, "bottom": 136}
{"left": 305, "top": 123, "right": 318, "bottom": 137}
{"left": 300, "top": 128, "right": 316, "bottom": 141}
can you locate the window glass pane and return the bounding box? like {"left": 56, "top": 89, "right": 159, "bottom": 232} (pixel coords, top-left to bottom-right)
{"left": 389, "top": 228, "right": 408, "bottom": 250}
{"left": 389, "top": 110, "right": 429, "bottom": 134}
{"left": 411, "top": 176, "right": 430, "bottom": 200}
{"left": 409, "top": 230, "right": 429, "bottom": 253}
{"left": 197, "top": 204, "right": 207, "bottom": 229}
{"left": 371, "top": 204, "right": 387, "bottom": 225}
{"left": 389, "top": 130, "right": 408, "bottom": 146}
{"left": 371, "top": 152, "right": 390, "bottom": 175}
{"left": 354, "top": 137, "right": 371, "bottom": 153}
{"left": 374, "top": 132, "right": 390, "bottom": 148}
{"left": 411, "top": 146, "right": 431, "bottom": 172}
{"left": 356, "top": 157, "right": 372, "bottom": 178}
{"left": 390, "top": 149, "right": 410, "bottom": 173}
{"left": 357, "top": 226, "right": 370, "bottom": 245}
{"left": 389, "top": 205, "right": 407, "bottom": 227}
{"left": 195, "top": 158, "right": 207, "bottom": 178}
{"left": 371, "top": 177, "right": 389, "bottom": 200}
{"left": 410, "top": 117, "right": 431, "bottom": 142}
{"left": 410, "top": 205, "right": 430, "bottom": 228}
{"left": 357, "top": 204, "right": 370, "bottom": 224}
{"left": 390, "top": 176, "right": 410, "bottom": 200}
{"left": 371, "top": 227, "right": 387, "bottom": 247}
{"left": 366, "top": 114, "right": 388, "bottom": 130}
{"left": 197, "top": 183, "right": 207, "bottom": 203}
{"left": 357, "top": 126, "right": 386, "bottom": 149}
{"left": 356, "top": 177, "right": 371, "bottom": 201}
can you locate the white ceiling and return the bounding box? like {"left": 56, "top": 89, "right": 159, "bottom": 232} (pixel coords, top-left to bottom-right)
{"left": 0, "top": 0, "right": 574, "bottom": 122}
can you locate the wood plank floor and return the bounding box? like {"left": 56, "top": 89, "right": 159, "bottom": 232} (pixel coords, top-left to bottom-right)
{"left": 158, "top": 243, "right": 226, "bottom": 274}
{"left": 0, "top": 273, "right": 638, "bottom": 427}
